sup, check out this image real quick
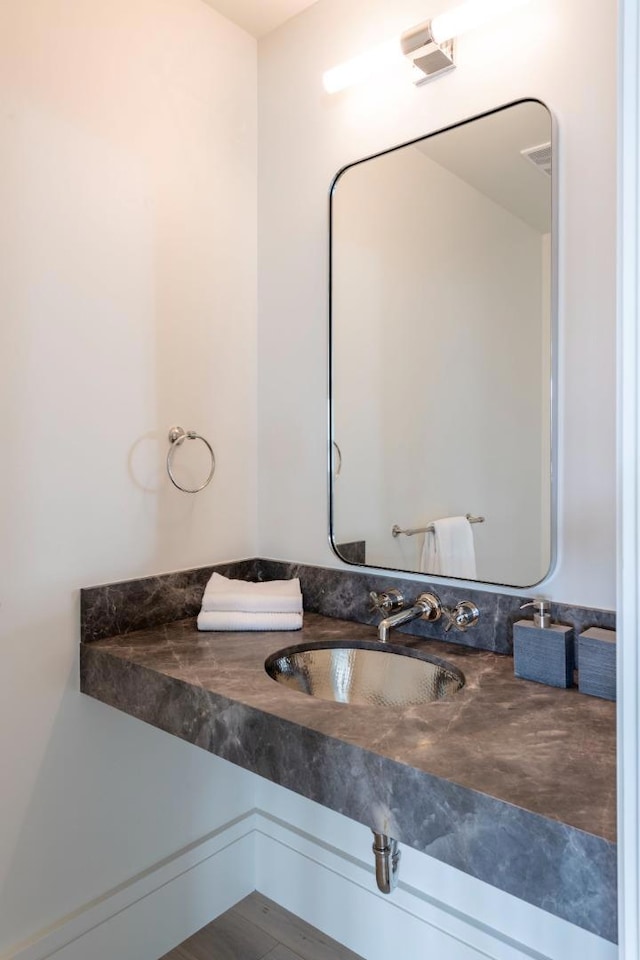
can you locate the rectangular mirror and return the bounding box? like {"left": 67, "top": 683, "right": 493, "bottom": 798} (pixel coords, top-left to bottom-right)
{"left": 330, "top": 100, "right": 554, "bottom": 588}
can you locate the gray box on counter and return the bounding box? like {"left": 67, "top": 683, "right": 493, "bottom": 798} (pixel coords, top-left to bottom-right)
{"left": 578, "top": 627, "right": 616, "bottom": 701}
{"left": 513, "top": 620, "right": 575, "bottom": 688}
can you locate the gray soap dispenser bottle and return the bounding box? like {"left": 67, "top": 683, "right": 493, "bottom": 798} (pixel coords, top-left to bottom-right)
{"left": 513, "top": 600, "right": 575, "bottom": 688}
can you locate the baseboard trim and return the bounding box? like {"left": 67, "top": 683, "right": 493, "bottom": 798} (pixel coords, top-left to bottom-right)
{"left": 253, "top": 811, "right": 616, "bottom": 960}
{"left": 4, "top": 806, "right": 617, "bottom": 960}
{"left": 254, "top": 812, "right": 529, "bottom": 960}
{"left": 3, "top": 810, "right": 257, "bottom": 960}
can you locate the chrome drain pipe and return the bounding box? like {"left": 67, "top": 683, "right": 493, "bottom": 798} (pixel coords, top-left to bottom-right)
{"left": 371, "top": 831, "right": 400, "bottom": 893}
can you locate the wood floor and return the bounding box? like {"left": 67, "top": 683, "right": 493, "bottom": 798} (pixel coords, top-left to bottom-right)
{"left": 160, "top": 892, "right": 364, "bottom": 960}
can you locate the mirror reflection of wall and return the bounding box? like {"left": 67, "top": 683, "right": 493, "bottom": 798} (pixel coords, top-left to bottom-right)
{"left": 331, "top": 100, "right": 553, "bottom": 588}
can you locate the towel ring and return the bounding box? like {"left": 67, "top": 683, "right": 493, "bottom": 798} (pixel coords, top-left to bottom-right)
{"left": 167, "top": 426, "right": 215, "bottom": 493}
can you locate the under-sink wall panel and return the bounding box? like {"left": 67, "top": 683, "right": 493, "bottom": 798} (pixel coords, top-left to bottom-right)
{"left": 255, "top": 779, "right": 617, "bottom": 960}
{"left": 7, "top": 776, "right": 617, "bottom": 960}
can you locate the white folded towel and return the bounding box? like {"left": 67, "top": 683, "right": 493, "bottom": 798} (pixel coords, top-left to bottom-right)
{"left": 419, "top": 516, "right": 477, "bottom": 579}
{"left": 197, "top": 611, "right": 303, "bottom": 632}
{"left": 202, "top": 592, "right": 302, "bottom": 613}
{"left": 201, "top": 572, "right": 303, "bottom": 614}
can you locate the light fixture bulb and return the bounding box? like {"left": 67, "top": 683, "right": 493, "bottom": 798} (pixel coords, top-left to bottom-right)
{"left": 322, "top": 37, "right": 403, "bottom": 94}
{"left": 323, "top": 0, "right": 530, "bottom": 94}
{"left": 430, "top": 0, "right": 530, "bottom": 45}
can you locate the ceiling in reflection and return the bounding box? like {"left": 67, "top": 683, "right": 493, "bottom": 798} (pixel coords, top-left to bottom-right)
{"left": 200, "top": 0, "right": 319, "bottom": 37}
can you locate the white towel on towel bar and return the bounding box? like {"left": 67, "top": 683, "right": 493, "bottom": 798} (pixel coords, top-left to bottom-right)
{"left": 419, "top": 516, "right": 477, "bottom": 579}
{"left": 201, "top": 572, "right": 303, "bottom": 613}
{"left": 197, "top": 611, "right": 303, "bottom": 632}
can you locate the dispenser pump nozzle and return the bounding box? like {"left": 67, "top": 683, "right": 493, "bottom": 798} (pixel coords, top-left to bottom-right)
{"left": 520, "top": 599, "right": 552, "bottom": 629}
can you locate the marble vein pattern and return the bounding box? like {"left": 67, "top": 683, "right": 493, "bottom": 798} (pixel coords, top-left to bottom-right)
{"left": 80, "top": 612, "right": 617, "bottom": 942}
{"left": 257, "top": 559, "right": 616, "bottom": 657}
{"left": 81, "top": 558, "right": 616, "bottom": 658}
{"left": 80, "top": 559, "right": 261, "bottom": 643}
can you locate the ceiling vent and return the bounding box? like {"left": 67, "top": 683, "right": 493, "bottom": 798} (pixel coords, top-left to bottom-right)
{"left": 520, "top": 142, "right": 552, "bottom": 177}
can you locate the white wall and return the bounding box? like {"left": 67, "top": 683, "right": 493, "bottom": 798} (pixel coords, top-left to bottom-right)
{"left": 332, "top": 143, "right": 547, "bottom": 585}
{"left": 258, "top": 0, "right": 617, "bottom": 610}
{"left": 0, "top": 0, "right": 257, "bottom": 950}
{"left": 0, "top": 0, "right": 619, "bottom": 953}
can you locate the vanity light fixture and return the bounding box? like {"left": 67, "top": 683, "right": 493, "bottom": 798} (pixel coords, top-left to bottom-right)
{"left": 322, "top": 0, "right": 529, "bottom": 93}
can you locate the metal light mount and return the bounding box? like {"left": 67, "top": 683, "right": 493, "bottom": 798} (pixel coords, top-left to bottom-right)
{"left": 401, "top": 20, "right": 455, "bottom": 85}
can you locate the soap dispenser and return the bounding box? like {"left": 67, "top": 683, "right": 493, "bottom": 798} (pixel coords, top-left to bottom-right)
{"left": 513, "top": 600, "right": 575, "bottom": 688}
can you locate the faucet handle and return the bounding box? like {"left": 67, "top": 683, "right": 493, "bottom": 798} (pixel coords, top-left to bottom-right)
{"left": 369, "top": 589, "right": 405, "bottom": 615}
{"left": 444, "top": 600, "right": 480, "bottom": 633}
{"left": 415, "top": 592, "right": 442, "bottom": 622}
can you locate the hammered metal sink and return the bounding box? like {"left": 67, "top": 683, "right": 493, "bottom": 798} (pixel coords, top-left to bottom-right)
{"left": 265, "top": 639, "right": 464, "bottom": 707}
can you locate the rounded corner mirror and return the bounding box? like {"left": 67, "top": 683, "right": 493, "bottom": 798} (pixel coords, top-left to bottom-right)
{"left": 329, "top": 99, "right": 555, "bottom": 589}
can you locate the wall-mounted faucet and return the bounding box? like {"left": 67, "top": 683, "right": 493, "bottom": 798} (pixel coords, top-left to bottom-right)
{"left": 371, "top": 590, "right": 442, "bottom": 643}
{"left": 370, "top": 589, "right": 479, "bottom": 643}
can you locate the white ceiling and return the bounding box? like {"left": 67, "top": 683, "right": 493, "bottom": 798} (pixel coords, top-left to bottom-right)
{"left": 200, "top": 0, "right": 318, "bottom": 37}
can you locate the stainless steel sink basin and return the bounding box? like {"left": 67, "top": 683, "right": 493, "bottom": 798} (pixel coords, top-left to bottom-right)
{"left": 265, "top": 639, "right": 464, "bottom": 706}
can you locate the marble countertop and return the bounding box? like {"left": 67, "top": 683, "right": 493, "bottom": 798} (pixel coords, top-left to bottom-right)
{"left": 80, "top": 611, "right": 617, "bottom": 941}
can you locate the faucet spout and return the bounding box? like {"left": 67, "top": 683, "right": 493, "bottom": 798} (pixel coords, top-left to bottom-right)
{"left": 377, "top": 592, "right": 441, "bottom": 642}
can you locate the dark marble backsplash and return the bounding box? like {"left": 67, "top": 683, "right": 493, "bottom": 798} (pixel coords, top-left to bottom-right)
{"left": 81, "top": 557, "right": 615, "bottom": 656}
{"left": 334, "top": 540, "right": 366, "bottom": 564}
{"left": 81, "top": 558, "right": 260, "bottom": 643}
